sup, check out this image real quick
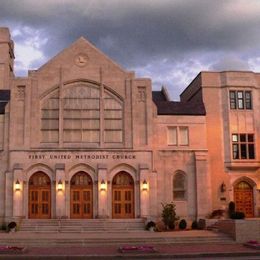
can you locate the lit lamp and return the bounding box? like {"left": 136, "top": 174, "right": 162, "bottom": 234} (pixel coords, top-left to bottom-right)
{"left": 15, "top": 179, "right": 20, "bottom": 191}
{"left": 220, "top": 182, "right": 226, "bottom": 193}
{"left": 57, "top": 179, "right": 63, "bottom": 191}
{"left": 100, "top": 179, "right": 106, "bottom": 191}
{"left": 142, "top": 180, "right": 148, "bottom": 191}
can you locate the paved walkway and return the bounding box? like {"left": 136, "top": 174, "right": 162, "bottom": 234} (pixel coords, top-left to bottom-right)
{"left": 0, "top": 243, "right": 259, "bottom": 259}
{"left": 0, "top": 230, "right": 259, "bottom": 259}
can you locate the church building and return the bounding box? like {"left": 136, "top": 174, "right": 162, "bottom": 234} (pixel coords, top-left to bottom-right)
{"left": 0, "top": 27, "right": 259, "bottom": 224}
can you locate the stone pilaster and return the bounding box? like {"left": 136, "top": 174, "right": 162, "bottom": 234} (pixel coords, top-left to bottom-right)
{"left": 97, "top": 164, "right": 108, "bottom": 218}
{"left": 55, "top": 164, "right": 65, "bottom": 218}
{"left": 5, "top": 171, "right": 13, "bottom": 219}
{"left": 139, "top": 164, "right": 150, "bottom": 218}
{"left": 195, "top": 152, "right": 211, "bottom": 218}
{"left": 13, "top": 165, "right": 24, "bottom": 218}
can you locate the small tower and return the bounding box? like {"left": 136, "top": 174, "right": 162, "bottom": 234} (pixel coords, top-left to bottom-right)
{"left": 0, "top": 27, "right": 15, "bottom": 89}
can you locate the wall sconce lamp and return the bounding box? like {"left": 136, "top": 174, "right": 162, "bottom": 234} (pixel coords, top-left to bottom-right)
{"left": 220, "top": 182, "right": 226, "bottom": 193}
{"left": 100, "top": 179, "right": 106, "bottom": 191}
{"left": 57, "top": 179, "right": 63, "bottom": 191}
{"left": 142, "top": 180, "right": 148, "bottom": 191}
{"left": 15, "top": 179, "right": 21, "bottom": 191}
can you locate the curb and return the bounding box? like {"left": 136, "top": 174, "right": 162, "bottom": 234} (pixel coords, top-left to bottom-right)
{"left": 0, "top": 251, "right": 260, "bottom": 259}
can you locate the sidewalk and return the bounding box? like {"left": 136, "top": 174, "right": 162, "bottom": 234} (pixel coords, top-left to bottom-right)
{"left": 0, "top": 230, "right": 259, "bottom": 259}
{"left": 0, "top": 243, "right": 259, "bottom": 259}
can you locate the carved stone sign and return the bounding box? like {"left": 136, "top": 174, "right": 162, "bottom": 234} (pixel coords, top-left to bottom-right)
{"left": 28, "top": 153, "right": 136, "bottom": 160}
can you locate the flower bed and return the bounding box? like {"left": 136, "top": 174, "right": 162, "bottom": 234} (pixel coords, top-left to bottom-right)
{"left": 119, "top": 245, "right": 157, "bottom": 253}
{"left": 243, "top": 240, "right": 260, "bottom": 250}
{"left": 0, "top": 246, "right": 26, "bottom": 254}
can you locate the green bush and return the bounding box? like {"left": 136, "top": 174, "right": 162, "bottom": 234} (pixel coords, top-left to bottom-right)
{"left": 161, "top": 202, "right": 179, "bottom": 230}
{"left": 230, "top": 211, "right": 245, "bottom": 219}
{"left": 178, "top": 219, "right": 187, "bottom": 230}
{"left": 191, "top": 220, "right": 198, "bottom": 229}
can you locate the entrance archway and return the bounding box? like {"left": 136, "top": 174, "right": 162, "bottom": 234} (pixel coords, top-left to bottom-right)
{"left": 112, "top": 171, "right": 134, "bottom": 219}
{"left": 234, "top": 181, "right": 254, "bottom": 218}
{"left": 28, "top": 172, "right": 51, "bottom": 219}
{"left": 70, "top": 171, "right": 93, "bottom": 219}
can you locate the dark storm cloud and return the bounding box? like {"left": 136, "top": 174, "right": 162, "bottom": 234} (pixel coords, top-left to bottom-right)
{"left": 0, "top": 0, "right": 260, "bottom": 99}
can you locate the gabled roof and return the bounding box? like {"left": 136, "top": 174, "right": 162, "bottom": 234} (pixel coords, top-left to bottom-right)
{"left": 152, "top": 89, "right": 206, "bottom": 116}
{"left": 37, "top": 37, "right": 126, "bottom": 73}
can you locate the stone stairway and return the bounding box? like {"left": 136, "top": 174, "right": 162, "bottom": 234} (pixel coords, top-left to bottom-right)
{"left": 18, "top": 218, "right": 146, "bottom": 233}
{"left": 207, "top": 220, "right": 221, "bottom": 232}
{"left": 0, "top": 230, "right": 235, "bottom": 247}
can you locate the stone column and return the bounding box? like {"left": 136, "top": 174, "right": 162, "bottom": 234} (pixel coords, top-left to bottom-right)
{"left": 195, "top": 152, "right": 211, "bottom": 218}
{"left": 139, "top": 164, "right": 150, "bottom": 218}
{"left": 55, "top": 164, "right": 65, "bottom": 218}
{"left": 5, "top": 171, "right": 13, "bottom": 219}
{"left": 97, "top": 164, "right": 108, "bottom": 218}
{"left": 13, "top": 165, "right": 24, "bottom": 218}
{"left": 148, "top": 170, "right": 158, "bottom": 218}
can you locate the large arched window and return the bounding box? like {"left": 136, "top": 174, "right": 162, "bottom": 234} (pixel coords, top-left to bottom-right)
{"left": 173, "top": 171, "right": 186, "bottom": 200}
{"left": 41, "top": 82, "right": 123, "bottom": 145}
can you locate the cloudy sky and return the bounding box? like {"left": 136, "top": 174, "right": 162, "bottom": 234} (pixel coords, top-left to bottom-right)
{"left": 1, "top": 0, "right": 260, "bottom": 100}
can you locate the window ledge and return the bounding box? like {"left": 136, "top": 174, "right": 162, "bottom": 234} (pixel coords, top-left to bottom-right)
{"left": 225, "top": 161, "right": 260, "bottom": 170}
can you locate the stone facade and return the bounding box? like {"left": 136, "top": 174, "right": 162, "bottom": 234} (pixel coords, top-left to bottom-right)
{"left": 0, "top": 27, "right": 259, "bottom": 223}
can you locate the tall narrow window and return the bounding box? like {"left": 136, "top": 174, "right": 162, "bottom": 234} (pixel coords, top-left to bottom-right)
{"left": 245, "top": 91, "right": 252, "bottom": 109}
{"left": 229, "top": 91, "right": 236, "bottom": 109}
{"left": 237, "top": 91, "right": 244, "bottom": 109}
{"left": 173, "top": 171, "right": 186, "bottom": 200}
{"left": 168, "top": 127, "right": 177, "bottom": 145}
{"left": 232, "top": 133, "right": 255, "bottom": 159}
{"left": 229, "top": 90, "right": 252, "bottom": 110}
{"left": 179, "top": 127, "right": 189, "bottom": 146}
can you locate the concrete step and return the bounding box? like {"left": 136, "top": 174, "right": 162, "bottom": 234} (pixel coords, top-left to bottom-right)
{"left": 19, "top": 219, "right": 145, "bottom": 232}
{"left": 0, "top": 233, "right": 235, "bottom": 247}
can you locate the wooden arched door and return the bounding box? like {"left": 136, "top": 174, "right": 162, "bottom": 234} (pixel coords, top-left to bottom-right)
{"left": 234, "top": 181, "right": 254, "bottom": 218}
{"left": 70, "top": 172, "right": 93, "bottom": 219}
{"left": 112, "top": 171, "right": 134, "bottom": 219}
{"left": 29, "top": 172, "right": 51, "bottom": 219}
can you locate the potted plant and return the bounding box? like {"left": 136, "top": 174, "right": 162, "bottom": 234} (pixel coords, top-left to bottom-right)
{"left": 7, "top": 222, "right": 17, "bottom": 232}
{"left": 145, "top": 221, "right": 156, "bottom": 231}
{"left": 179, "top": 219, "right": 187, "bottom": 230}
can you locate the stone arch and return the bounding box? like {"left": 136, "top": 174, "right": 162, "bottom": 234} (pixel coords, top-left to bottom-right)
{"left": 109, "top": 163, "right": 137, "bottom": 182}
{"left": 232, "top": 176, "right": 257, "bottom": 188}
{"left": 26, "top": 163, "right": 54, "bottom": 181}
{"left": 68, "top": 164, "right": 96, "bottom": 182}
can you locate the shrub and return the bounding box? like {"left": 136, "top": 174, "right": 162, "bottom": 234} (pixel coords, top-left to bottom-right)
{"left": 1, "top": 223, "right": 7, "bottom": 231}
{"left": 161, "top": 202, "right": 179, "bottom": 230}
{"left": 228, "top": 201, "right": 236, "bottom": 218}
{"left": 179, "top": 219, "right": 187, "bottom": 230}
{"left": 230, "top": 211, "right": 245, "bottom": 219}
{"left": 145, "top": 221, "right": 156, "bottom": 230}
{"left": 191, "top": 220, "right": 198, "bottom": 229}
